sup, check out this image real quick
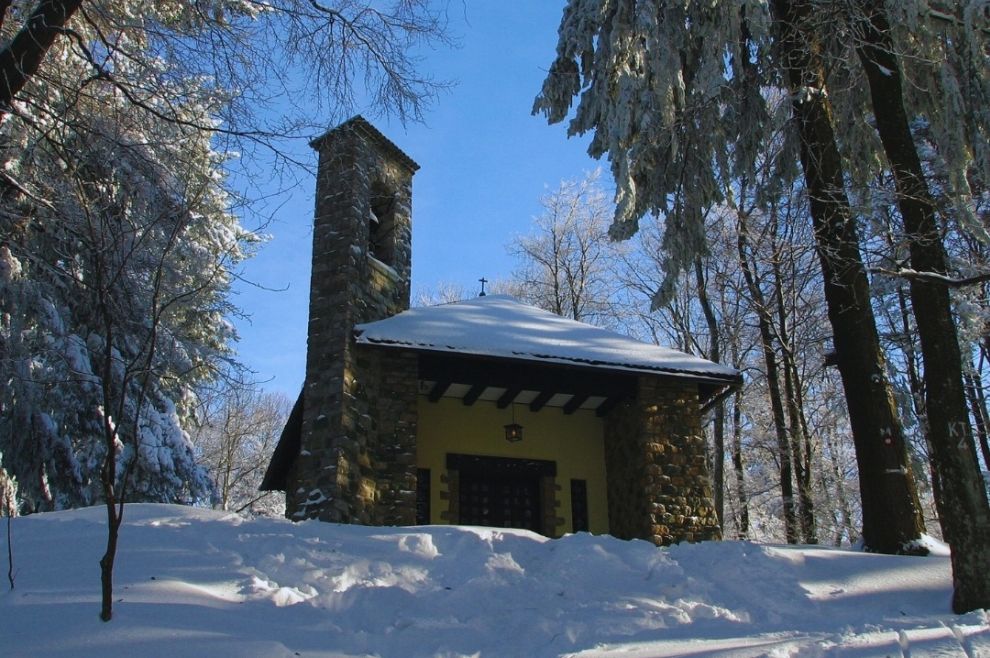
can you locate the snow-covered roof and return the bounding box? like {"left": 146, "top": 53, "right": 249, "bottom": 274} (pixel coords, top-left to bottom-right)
{"left": 355, "top": 295, "right": 740, "bottom": 383}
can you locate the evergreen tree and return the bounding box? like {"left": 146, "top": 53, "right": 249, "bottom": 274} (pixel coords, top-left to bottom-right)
{"left": 0, "top": 85, "right": 243, "bottom": 511}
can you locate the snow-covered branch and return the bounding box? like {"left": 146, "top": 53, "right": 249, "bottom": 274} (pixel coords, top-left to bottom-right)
{"left": 870, "top": 267, "right": 990, "bottom": 289}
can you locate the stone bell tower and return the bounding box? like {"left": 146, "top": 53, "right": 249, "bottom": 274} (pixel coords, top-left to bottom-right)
{"left": 284, "top": 116, "right": 419, "bottom": 523}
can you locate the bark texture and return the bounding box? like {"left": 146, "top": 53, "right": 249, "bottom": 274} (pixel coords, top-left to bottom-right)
{"left": 769, "top": 0, "right": 926, "bottom": 553}
{"left": 852, "top": 0, "right": 990, "bottom": 612}
{"left": 0, "top": 0, "right": 84, "bottom": 113}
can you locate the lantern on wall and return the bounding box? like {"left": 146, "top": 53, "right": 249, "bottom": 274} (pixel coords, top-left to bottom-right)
{"left": 504, "top": 421, "right": 524, "bottom": 443}
{"left": 503, "top": 404, "right": 523, "bottom": 442}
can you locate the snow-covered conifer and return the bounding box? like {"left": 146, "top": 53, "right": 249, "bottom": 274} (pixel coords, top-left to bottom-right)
{"left": 0, "top": 22, "right": 252, "bottom": 510}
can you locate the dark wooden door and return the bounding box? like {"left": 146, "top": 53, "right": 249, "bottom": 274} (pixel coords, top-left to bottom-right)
{"left": 459, "top": 471, "right": 542, "bottom": 533}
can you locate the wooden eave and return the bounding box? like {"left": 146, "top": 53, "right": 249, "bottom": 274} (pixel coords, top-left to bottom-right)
{"left": 416, "top": 351, "right": 636, "bottom": 417}
{"left": 374, "top": 348, "right": 739, "bottom": 417}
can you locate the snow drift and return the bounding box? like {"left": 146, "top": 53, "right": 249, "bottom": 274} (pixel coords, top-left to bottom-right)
{"left": 1, "top": 504, "right": 987, "bottom": 657}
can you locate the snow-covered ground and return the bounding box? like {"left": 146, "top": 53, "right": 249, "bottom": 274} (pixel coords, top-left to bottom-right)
{"left": 1, "top": 505, "right": 987, "bottom": 657}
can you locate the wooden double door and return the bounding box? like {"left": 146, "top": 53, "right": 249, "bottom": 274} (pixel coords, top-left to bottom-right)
{"left": 448, "top": 454, "right": 556, "bottom": 535}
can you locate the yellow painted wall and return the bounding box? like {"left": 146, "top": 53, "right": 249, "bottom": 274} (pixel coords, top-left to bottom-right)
{"left": 416, "top": 396, "right": 609, "bottom": 536}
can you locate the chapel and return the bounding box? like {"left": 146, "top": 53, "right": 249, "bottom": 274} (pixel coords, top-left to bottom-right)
{"left": 261, "top": 116, "right": 741, "bottom": 545}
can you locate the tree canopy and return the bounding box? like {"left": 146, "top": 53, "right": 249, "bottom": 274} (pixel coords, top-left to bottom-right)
{"left": 534, "top": 1, "right": 989, "bottom": 302}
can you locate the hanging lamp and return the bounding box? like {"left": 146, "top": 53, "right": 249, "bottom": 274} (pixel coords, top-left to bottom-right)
{"left": 503, "top": 403, "right": 523, "bottom": 443}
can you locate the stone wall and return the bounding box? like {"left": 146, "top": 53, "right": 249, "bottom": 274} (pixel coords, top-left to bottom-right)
{"left": 602, "top": 396, "right": 650, "bottom": 540}
{"left": 285, "top": 118, "right": 417, "bottom": 522}
{"left": 351, "top": 346, "right": 419, "bottom": 526}
{"left": 603, "top": 377, "right": 722, "bottom": 545}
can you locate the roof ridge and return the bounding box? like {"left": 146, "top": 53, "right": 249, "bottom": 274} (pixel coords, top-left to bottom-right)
{"left": 355, "top": 294, "right": 741, "bottom": 383}
{"left": 309, "top": 115, "right": 420, "bottom": 172}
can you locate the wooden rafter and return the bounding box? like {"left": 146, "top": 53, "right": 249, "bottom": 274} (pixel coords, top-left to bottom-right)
{"left": 462, "top": 383, "right": 487, "bottom": 406}
{"left": 419, "top": 353, "right": 637, "bottom": 401}
{"left": 595, "top": 396, "right": 623, "bottom": 418}
{"left": 562, "top": 394, "right": 589, "bottom": 415}
{"left": 427, "top": 381, "right": 451, "bottom": 402}
{"left": 497, "top": 387, "right": 523, "bottom": 409}
{"left": 529, "top": 390, "right": 554, "bottom": 412}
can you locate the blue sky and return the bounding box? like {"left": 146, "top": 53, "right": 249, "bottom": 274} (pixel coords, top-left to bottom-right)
{"left": 232, "top": 3, "right": 604, "bottom": 399}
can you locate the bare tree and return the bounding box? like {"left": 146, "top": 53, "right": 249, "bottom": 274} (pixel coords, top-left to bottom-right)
{"left": 414, "top": 282, "right": 473, "bottom": 307}
{"left": 509, "top": 171, "right": 623, "bottom": 326}
{"left": 737, "top": 207, "right": 799, "bottom": 543}
{"left": 73, "top": 131, "right": 224, "bottom": 622}
{"left": 844, "top": 0, "right": 990, "bottom": 612}
{"left": 193, "top": 387, "right": 291, "bottom": 516}
{"left": 414, "top": 279, "right": 523, "bottom": 307}
{"left": 766, "top": 0, "right": 928, "bottom": 554}
{"left": 0, "top": 2, "right": 450, "bottom": 138}
{"left": 86, "top": 182, "right": 198, "bottom": 622}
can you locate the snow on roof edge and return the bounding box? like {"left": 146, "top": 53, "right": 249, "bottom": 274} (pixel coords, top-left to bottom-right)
{"left": 357, "top": 336, "right": 742, "bottom": 384}
{"left": 353, "top": 295, "right": 741, "bottom": 384}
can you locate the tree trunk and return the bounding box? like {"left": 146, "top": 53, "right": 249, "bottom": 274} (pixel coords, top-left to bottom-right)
{"left": 694, "top": 257, "right": 725, "bottom": 526}
{"left": 5, "top": 514, "right": 11, "bottom": 590}
{"left": 99, "top": 500, "right": 122, "bottom": 622}
{"left": 769, "top": 0, "right": 927, "bottom": 554}
{"left": 852, "top": 1, "right": 990, "bottom": 612}
{"left": 770, "top": 228, "right": 818, "bottom": 544}
{"left": 3, "top": 479, "right": 12, "bottom": 589}
{"left": 731, "top": 387, "right": 750, "bottom": 539}
{"left": 822, "top": 425, "right": 857, "bottom": 546}
{"left": 892, "top": 287, "right": 943, "bottom": 506}
{"left": 0, "top": 0, "right": 84, "bottom": 114}
{"left": 737, "top": 212, "right": 799, "bottom": 543}
{"left": 894, "top": 287, "right": 927, "bottom": 431}
{"left": 0, "top": 1, "right": 14, "bottom": 34}
{"left": 779, "top": 332, "right": 816, "bottom": 543}
{"left": 963, "top": 359, "right": 990, "bottom": 472}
